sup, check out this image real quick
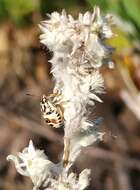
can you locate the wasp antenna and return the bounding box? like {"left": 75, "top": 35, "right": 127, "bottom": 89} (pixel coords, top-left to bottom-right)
{"left": 26, "top": 93, "right": 40, "bottom": 98}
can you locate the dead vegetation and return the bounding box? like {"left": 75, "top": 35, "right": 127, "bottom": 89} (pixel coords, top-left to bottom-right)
{"left": 0, "top": 24, "right": 140, "bottom": 190}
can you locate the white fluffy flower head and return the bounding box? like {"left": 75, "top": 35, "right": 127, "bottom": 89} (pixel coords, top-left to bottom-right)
{"left": 49, "top": 168, "right": 91, "bottom": 190}
{"left": 7, "top": 141, "right": 56, "bottom": 188}
{"left": 40, "top": 7, "right": 114, "bottom": 68}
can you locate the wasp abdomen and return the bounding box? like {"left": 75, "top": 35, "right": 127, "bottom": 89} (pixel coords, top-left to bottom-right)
{"left": 40, "top": 94, "right": 64, "bottom": 128}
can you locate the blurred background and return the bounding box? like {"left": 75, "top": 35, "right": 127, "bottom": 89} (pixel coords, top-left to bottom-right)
{"left": 0, "top": 0, "right": 140, "bottom": 190}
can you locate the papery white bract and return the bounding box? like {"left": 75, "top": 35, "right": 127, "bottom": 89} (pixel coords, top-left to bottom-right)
{"left": 7, "top": 140, "right": 60, "bottom": 189}
{"left": 48, "top": 168, "right": 91, "bottom": 190}
{"left": 69, "top": 121, "right": 105, "bottom": 164}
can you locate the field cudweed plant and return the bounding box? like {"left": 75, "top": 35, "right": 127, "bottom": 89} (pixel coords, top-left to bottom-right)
{"left": 7, "top": 6, "right": 115, "bottom": 190}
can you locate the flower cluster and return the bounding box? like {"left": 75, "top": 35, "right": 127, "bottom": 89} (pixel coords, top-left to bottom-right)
{"left": 40, "top": 7, "right": 114, "bottom": 140}
{"left": 7, "top": 7, "right": 115, "bottom": 190}
{"left": 49, "top": 168, "right": 91, "bottom": 190}
{"left": 40, "top": 7, "right": 114, "bottom": 68}
{"left": 7, "top": 141, "right": 90, "bottom": 190}
{"left": 7, "top": 141, "right": 59, "bottom": 189}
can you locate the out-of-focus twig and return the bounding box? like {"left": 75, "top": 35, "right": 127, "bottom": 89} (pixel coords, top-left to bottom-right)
{"left": 114, "top": 162, "right": 132, "bottom": 190}
{"left": 120, "top": 90, "right": 140, "bottom": 121}
{"left": 85, "top": 147, "right": 140, "bottom": 170}
{"left": 118, "top": 62, "right": 139, "bottom": 95}
{"left": 0, "top": 107, "right": 62, "bottom": 143}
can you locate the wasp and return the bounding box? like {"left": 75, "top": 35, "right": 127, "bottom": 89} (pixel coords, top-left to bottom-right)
{"left": 40, "top": 92, "right": 64, "bottom": 128}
